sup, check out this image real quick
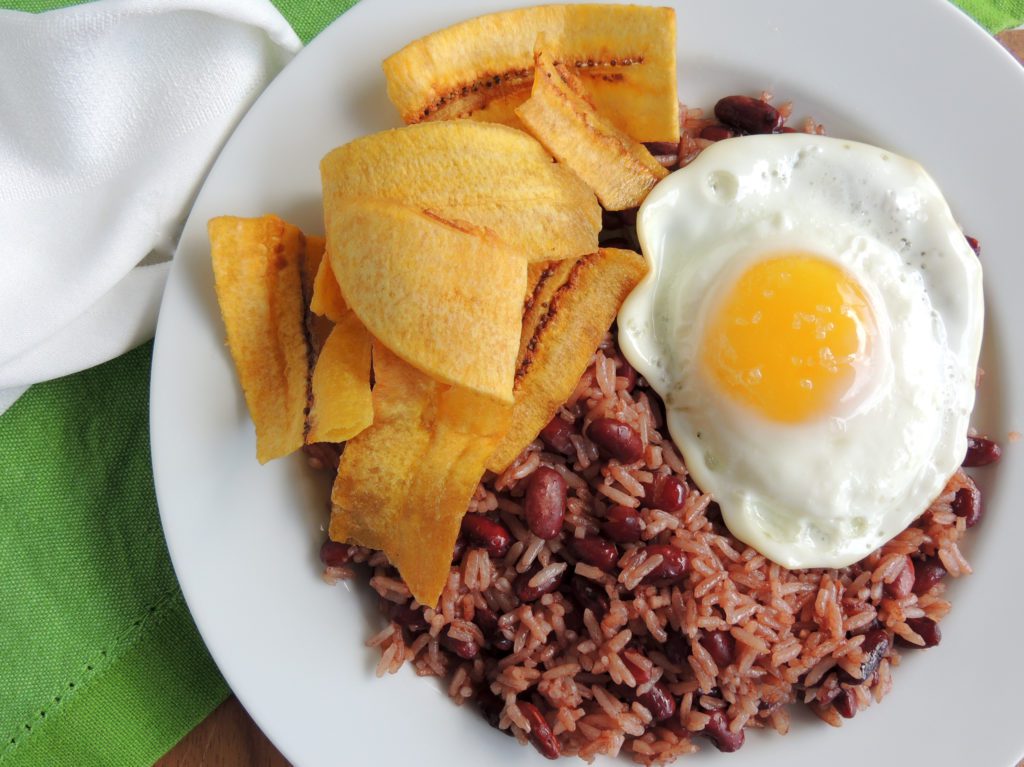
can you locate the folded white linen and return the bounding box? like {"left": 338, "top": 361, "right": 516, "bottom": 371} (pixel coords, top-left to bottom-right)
{"left": 0, "top": 0, "right": 302, "bottom": 414}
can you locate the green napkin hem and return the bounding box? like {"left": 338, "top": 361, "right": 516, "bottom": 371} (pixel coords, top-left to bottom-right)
{"left": 0, "top": 591, "right": 229, "bottom": 767}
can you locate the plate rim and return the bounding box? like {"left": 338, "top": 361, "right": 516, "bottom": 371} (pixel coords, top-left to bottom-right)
{"left": 150, "top": 1, "right": 1024, "bottom": 765}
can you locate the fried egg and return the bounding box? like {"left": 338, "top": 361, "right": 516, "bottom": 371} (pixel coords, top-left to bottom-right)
{"left": 618, "top": 133, "right": 984, "bottom": 568}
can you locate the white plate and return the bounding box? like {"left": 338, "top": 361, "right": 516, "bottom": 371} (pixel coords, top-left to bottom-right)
{"left": 150, "top": 1, "right": 1024, "bottom": 765}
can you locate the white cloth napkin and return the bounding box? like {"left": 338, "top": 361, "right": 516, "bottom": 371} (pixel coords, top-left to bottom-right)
{"left": 0, "top": 0, "right": 302, "bottom": 415}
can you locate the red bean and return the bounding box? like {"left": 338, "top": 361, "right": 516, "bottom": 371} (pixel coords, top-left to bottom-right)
{"left": 884, "top": 556, "right": 916, "bottom": 599}
{"left": 562, "top": 602, "right": 584, "bottom": 635}
{"left": 602, "top": 505, "right": 643, "bottom": 543}
{"left": 474, "top": 605, "right": 498, "bottom": 633}
{"left": 524, "top": 467, "right": 567, "bottom": 540}
{"left": 477, "top": 689, "right": 511, "bottom": 734}
{"left": 514, "top": 564, "right": 565, "bottom": 603}
{"left": 898, "top": 617, "right": 942, "bottom": 648}
{"left": 519, "top": 701, "right": 560, "bottom": 760}
{"left": 701, "top": 710, "right": 745, "bottom": 752}
{"left": 460, "top": 514, "right": 512, "bottom": 558}
{"left": 834, "top": 689, "right": 857, "bottom": 719}
{"left": 637, "top": 681, "right": 677, "bottom": 722}
{"left": 569, "top": 576, "right": 610, "bottom": 618}
{"left": 440, "top": 625, "right": 479, "bottom": 660}
{"left": 699, "top": 124, "right": 736, "bottom": 141}
{"left": 964, "top": 435, "right": 1002, "bottom": 467}
{"left": 965, "top": 235, "right": 981, "bottom": 256}
{"left": 569, "top": 536, "right": 619, "bottom": 572}
{"left": 664, "top": 632, "right": 690, "bottom": 666}
{"left": 588, "top": 418, "right": 645, "bottom": 463}
{"left": 644, "top": 475, "right": 688, "bottom": 512}
{"left": 951, "top": 478, "right": 983, "bottom": 527}
{"left": 475, "top": 606, "right": 512, "bottom": 653}
{"left": 640, "top": 544, "right": 688, "bottom": 586}
{"left": 319, "top": 540, "right": 352, "bottom": 568}
{"left": 390, "top": 603, "right": 429, "bottom": 634}
{"left": 853, "top": 629, "right": 889, "bottom": 682}
{"left": 539, "top": 417, "right": 576, "bottom": 455}
{"left": 912, "top": 558, "right": 947, "bottom": 595}
{"left": 699, "top": 630, "right": 736, "bottom": 667}
{"left": 490, "top": 634, "right": 513, "bottom": 653}
{"left": 714, "top": 95, "right": 784, "bottom": 135}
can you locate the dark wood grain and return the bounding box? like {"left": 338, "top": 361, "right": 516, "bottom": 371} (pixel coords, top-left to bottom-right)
{"left": 998, "top": 29, "right": 1024, "bottom": 62}
{"left": 155, "top": 696, "right": 291, "bottom": 767}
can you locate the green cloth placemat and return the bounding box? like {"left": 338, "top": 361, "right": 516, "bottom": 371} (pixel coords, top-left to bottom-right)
{"left": 0, "top": 1, "right": 1020, "bottom": 766}
{"left": 0, "top": 342, "right": 227, "bottom": 767}
{"left": 956, "top": 0, "right": 1024, "bottom": 32}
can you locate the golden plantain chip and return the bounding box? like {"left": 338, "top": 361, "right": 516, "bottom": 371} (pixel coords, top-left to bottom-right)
{"left": 488, "top": 247, "right": 648, "bottom": 472}
{"left": 302, "top": 235, "right": 334, "bottom": 355}
{"left": 209, "top": 215, "right": 310, "bottom": 464}
{"left": 326, "top": 196, "right": 525, "bottom": 404}
{"left": 517, "top": 47, "right": 669, "bottom": 211}
{"left": 330, "top": 344, "right": 511, "bottom": 606}
{"left": 320, "top": 121, "right": 599, "bottom": 263}
{"left": 520, "top": 258, "right": 580, "bottom": 367}
{"left": 310, "top": 252, "right": 348, "bottom": 324}
{"left": 382, "top": 4, "right": 679, "bottom": 143}
{"left": 306, "top": 310, "right": 374, "bottom": 445}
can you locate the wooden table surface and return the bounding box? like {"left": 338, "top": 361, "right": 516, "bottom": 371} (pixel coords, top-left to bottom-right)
{"left": 155, "top": 29, "right": 1024, "bottom": 767}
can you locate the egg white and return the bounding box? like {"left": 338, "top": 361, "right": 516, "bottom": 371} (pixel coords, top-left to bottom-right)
{"left": 618, "top": 134, "right": 984, "bottom": 568}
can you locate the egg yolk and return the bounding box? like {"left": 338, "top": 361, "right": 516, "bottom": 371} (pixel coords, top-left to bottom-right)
{"left": 700, "top": 252, "right": 876, "bottom": 423}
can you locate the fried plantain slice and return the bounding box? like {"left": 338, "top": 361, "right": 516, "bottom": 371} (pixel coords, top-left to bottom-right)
{"left": 326, "top": 196, "right": 525, "bottom": 404}
{"left": 301, "top": 235, "right": 334, "bottom": 355}
{"left": 330, "top": 344, "right": 511, "bottom": 606}
{"left": 487, "top": 247, "right": 648, "bottom": 472}
{"left": 310, "top": 251, "right": 348, "bottom": 324}
{"left": 306, "top": 310, "right": 374, "bottom": 445}
{"left": 320, "top": 121, "right": 599, "bottom": 263}
{"left": 209, "top": 215, "right": 310, "bottom": 464}
{"left": 382, "top": 4, "right": 679, "bottom": 143}
{"left": 516, "top": 47, "right": 668, "bottom": 211}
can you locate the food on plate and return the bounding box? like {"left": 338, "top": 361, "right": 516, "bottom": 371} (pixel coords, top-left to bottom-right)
{"left": 302, "top": 235, "right": 374, "bottom": 445}
{"left": 618, "top": 134, "right": 984, "bottom": 569}
{"left": 516, "top": 46, "right": 668, "bottom": 210}
{"left": 209, "top": 215, "right": 310, "bottom": 463}
{"left": 329, "top": 344, "right": 512, "bottom": 606}
{"left": 348, "top": 349, "right": 979, "bottom": 760}
{"left": 306, "top": 311, "right": 374, "bottom": 445}
{"left": 309, "top": 255, "right": 347, "bottom": 323}
{"left": 325, "top": 195, "right": 526, "bottom": 404}
{"left": 320, "top": 87, "right": 993, "bottom": 760}
{"left": 208, "top": 3, "right": 1001, "bottom": 761}
{"left": 300, "top": 235, "right": 334, "bottom": 353}
{"left": 320, "top": 120, "right": 601, "bottom": 263}
{"left": 382, "top": 4, "right": 679, "bottom": 142}
{"left": 487, "top": 247, "right": 649, "bottom": 472}
{"left": 212, "top": 103, "right": 617, "bottom": 602}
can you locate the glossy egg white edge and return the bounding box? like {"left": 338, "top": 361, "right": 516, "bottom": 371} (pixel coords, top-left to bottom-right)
{"left": 618, "top": 134, "right": 984, "bottom": 568}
